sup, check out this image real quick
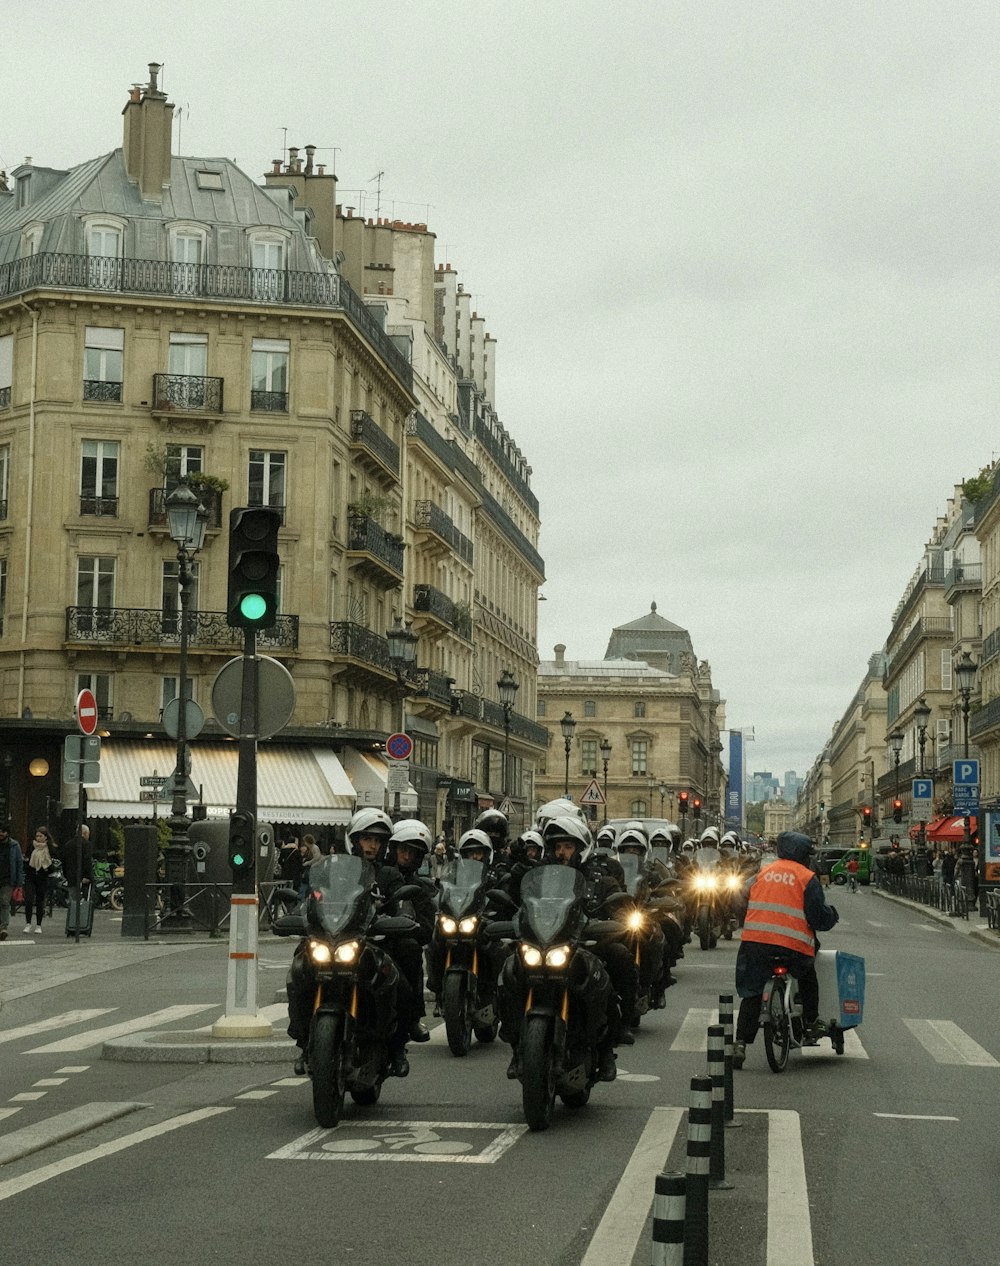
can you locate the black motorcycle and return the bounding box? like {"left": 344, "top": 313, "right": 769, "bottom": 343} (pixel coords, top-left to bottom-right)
{"left": 291, "top": 854, "right": 420, "bottom": 1129}
{"left": 616, "top": 855, "right": 663, "bottom": 1018}
{"left": 436, "top": 858, "right": 501, "bottom": 1055}
{"left": 687, "top": 845, "right": 726, "bottom": 950}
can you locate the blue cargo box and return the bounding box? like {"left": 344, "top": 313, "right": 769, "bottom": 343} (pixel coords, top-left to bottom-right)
{"left": 815, "top": 949, "right": 865, "bottom": 1029}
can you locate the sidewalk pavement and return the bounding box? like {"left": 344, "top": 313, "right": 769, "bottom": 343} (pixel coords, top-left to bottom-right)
{"left": 871, "top": 885, "right": 1000, "bottom": 949}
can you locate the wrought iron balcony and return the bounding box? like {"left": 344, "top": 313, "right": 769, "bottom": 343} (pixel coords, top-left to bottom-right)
{"left": 414, "top": 499, "right": 474, "bottom": 565}
{"left": 250, "top": 389, "right": 288, "bottom": 413}
{"left": 413, "top": 583, "right": 472, "bottom": 639}
{"left": 346, "top": 513, "right": 404, "bottom": 584}
{"left": 0, "top": 252, "right": 412, "bottom": 392}
{"left": 944, "top": 561, "right": 982, "bottom": 596}
{"left": 329, "top": 621, "right": 392, "bottom": 674}
{"left": 0, "top": 386, "right": 9, "bottom": 409}
{"left": 148, "top": 486, "right": 224, "bottom": 530}
{"left": 350, "top": 410, "right": 400, "bottom": 479}
{"left": 65, "top": 606, "right": 299, "bottom": 651}
{"left": 83, "top": 380, "right": 123, "bottom": 403}
{"left": 152, "top": 373, "right": 224, "bottom": 414}
{"left": 451, "top": 690, "right": 549, "bottom": 747}
{"left": 414, "top": 668, "right": 456, "bottom": 708}
{"left": 79, "top": 495, "right": 119, "bottom": 517}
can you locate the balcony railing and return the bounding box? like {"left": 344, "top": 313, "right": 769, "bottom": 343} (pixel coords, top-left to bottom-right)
{"left": 83, "top": 379, "right": 123, "bottom": 403}
{"left": 148, "top": 486, "right": 224, "bottom": 530}
{"left": 944, "top": 561, "right": 983, "bottom": 592}
{"left": 350, "top": 410, "right": 400, "bottom": 477}
{"left": 414, "top": 500, "right": 474, "bottom": 565}
{"left": 329, "top": 621, "right": 392, "bottom": 673}
{"left": 413, "top": 583, "right": 472, "bottom": 639}
{"left": 414, "top": 668, "right": 456, "bottom": 707}
{"left": 152, "top": 373, "right": 224, "bottom": 414}
{"left": 79, "top": 495, "right": 119, "bottom": 517}
{"left": 884, "top": 616, "right": 954, "bottom": 679}
{"left": 0, "top": 386, "right": 9, "bottom": 409}
{"left": 66, "top": 606, "right": 298, "bottom": 650}
{"left": 250, "top": 389, "right": 288, "bottom": 413}
{"left": 347, "top": 513, "right": 404, "bottom": 574}
{"left": 981, "top": 626, "right": 1000, "bottom": 669}
{"left": 473, "top": 415, "right": 539, "bottom": 516}
{"left": 453, "top": 690, "right": 548, "bottom": 746}
{"left": 478, "top": 487, "right": 544, "bottom": 578}
{"left": 0, "top": 252, "right": 412, "bottom": 392}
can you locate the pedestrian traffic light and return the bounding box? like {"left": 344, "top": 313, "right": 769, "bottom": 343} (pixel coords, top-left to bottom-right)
{"left": 678, "top": 791, "right": 689, "bottom": 815}
{"left": 862, "top": 806, "right": 872, "bottom": 827}
{"left": 227, "top": 507, "right": 280, "bottom": 629}
{"left": 692, "top": 797, "right": 702, "bottom": 821}
{"left": 892, "top": 798, "right": 903, "bottom": 824}
{"left": 228, "top": 808, "right": 256, "bottom": 876}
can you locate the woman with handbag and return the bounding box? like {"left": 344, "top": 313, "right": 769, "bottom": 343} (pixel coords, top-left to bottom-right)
{"left": 23, "top": 825, "right": 55, "bottom": 934}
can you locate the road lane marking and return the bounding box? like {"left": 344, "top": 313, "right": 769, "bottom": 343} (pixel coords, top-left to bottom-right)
{"left": 914, "top": 923, "right": 943, "bottom": 933}
{"left": 235, "top": 1090, "right": 278, "bottom": 1100}
{"left": 670, "top": 1007, "right": 719, "bottom": 1052}
{"left": 0, "top": 1107, "right": 232, "bottom": 1202}
{"left": 0, "top": 1010, "right": 115, "bottom": 1046}
{"left": 9, "top": 1093, "right": 46, "bottom": 1102}
{"left": 25, "top": 1005, "right": 216, "bottom": 1053}
{"left": 800, "top": 1029, "right": 869, "bottom": 1060}
{"left": 54, "top": 1066, "right": 89, "bottom": 1074}
{"left": 33, "top": 1079, "right": 68, "bottom": 1087}
{"left": 874, "top": 1113, "right": 959, "bottom": 1121}
{"left": 269, "top": 1119, "right": 526, "bottom": 1164}
{"left": 0, "top": 1108, "right": 22, "bottom": 1122}
{"left": 579, "top": 1106, "right": 683, "bottom": 1266}
{"left": 903, "top": 1019, "right": 1000, "bottom": 1066}
{"left": 866, "top": 921, "right": 888, "bottom": 928}
{"left": 767, "top": 1110, "right": 814, "bottom": 1266}
{"left": 0, "top": 1102, "right": 145, "bottom": 1167}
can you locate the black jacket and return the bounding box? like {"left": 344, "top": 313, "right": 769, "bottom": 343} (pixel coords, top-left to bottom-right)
{"left": 62, "top": 832, "right": 93, "bottom": 886}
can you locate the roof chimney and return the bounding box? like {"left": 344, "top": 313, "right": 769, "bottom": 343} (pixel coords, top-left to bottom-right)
{"left": 554, "top": 644, "right": 566, "bottom": 668}
{"left": 304, "top": 144, "right": 316, "bottom": 175}
{"left": 121, "top": 63, "right": 174, "bottom": 202}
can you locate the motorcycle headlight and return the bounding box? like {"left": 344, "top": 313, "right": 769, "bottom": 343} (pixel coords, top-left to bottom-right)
{"left": 308, "top": 940, "right": 333, "bottom": 965}
{"left": 545, "top": 944, "right": 571, "bottom": 968}
{"left": 627, "top": 910, "right": 645, "bottom": 930}
{"left": 458, "top": 916, "right": 479, "bottom": 935}
{"left": 438, "top": 915, "right": 458, "bottom": 936}
{"left": 521, "top": 944, "right": 543, "bottom": 968}
{"left": 334, "top": 940, "right": 360, "bottom": 964}
{"left": 725, "top": 875, "right": 740, "bottom": 891}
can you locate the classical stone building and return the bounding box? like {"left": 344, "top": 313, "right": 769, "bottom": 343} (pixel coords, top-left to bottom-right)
{"left": 0, "top": 65, "right": 545, "bottom": 841}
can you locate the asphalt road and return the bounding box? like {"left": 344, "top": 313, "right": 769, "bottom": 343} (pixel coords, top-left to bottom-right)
{"left": 1, "top": 893, "right": 999, "bottom": 1266}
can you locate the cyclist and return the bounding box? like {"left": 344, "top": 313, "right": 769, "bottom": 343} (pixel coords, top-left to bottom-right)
{"left": 732, "top": 830, "right": 839, "bottom": 1069}
{"left": 846, "top": 854, "right": 859, "bottom": 893}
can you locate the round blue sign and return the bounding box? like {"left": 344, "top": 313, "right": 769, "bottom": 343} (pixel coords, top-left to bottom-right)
{"left": 386, "top": 732, "right": 413, "bottom": 760}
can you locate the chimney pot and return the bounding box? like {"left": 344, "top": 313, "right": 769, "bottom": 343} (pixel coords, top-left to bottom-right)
{"left": 317, "top": 164, "right": 325, "bottom": 176}
{"left": 148, "top": 63, "right": 161, "bottom": 93}
{"left": 554, "top": 644, "right": 566, "bottom": 668}
{"left": 271, "top": 159, "right": 282, "bottom": 174}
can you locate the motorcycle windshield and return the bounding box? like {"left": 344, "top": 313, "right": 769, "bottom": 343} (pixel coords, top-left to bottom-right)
{"left": 439, "top": 858, "right": 487, "bottom": 918}
{"left": 618, "top": 854, "right": 645, "bottom": 898}
{"left": 520, "top": 864, "right": 586, "bottom": 946}
{"left": 694, "top": 846, "right": 721, "bottom": 870}
{"left": 306, "top": 854, "right": 374, "bottom": 938}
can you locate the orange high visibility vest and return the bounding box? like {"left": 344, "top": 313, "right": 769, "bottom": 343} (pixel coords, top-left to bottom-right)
{"left": 741, "top": 859, "right": 816, "bottom": 956}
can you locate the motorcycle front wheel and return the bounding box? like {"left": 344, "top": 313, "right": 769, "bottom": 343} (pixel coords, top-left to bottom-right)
{"left": 697, "top": 906, "right": 712, "bottom": 951}
{"left": 311, "top": 1013, "right": 347, "bottom": 1128}
{"left": 521, "top": 1015, "right": 556, "bottom": 1132}
{"left": 443, "top": 972, "right": 473, "bottom": 1057}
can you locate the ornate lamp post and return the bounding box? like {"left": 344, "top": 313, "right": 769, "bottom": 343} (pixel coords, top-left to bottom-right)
{"left": 658, "top": 781, "right": 668, "bottom": 817}
{"left": 560, "top": 711, "right": 576, "bottom": 798}
{"left": 954, "top": 651, "right": 978, "bottom": 897}
{"left": 497, "top": 669, "right": 519, "bottom": 801}
{"left": 599, "top": 737, "right": 612, "bottom": 824}
{"left": 888, "top": 726, "right": 904, "bottom": 825}
{"left": 386, "top": 616, "right": 419, "bottom": 820}
{"left": 914, "top": 697, "right": 932, "bottom": 875}
{"left": 163, "top": 481, "right": 208, "bottom": 928}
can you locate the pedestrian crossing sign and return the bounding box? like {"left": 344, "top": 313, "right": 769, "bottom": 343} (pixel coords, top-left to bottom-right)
{"left": 498, "top": 797, "right": 514, "bottom": 816}
{"left": 579, "top": 779, "right": 606, "bottom": 806}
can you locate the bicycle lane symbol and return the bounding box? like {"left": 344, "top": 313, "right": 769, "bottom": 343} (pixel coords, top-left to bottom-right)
{"left": 269, "top": 1120, "right": 527, "bottom": 1163}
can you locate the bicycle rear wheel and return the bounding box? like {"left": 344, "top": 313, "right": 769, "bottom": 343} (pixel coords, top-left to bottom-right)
{"left": 763, "top": 982, "right": 790, "bottom": 1072}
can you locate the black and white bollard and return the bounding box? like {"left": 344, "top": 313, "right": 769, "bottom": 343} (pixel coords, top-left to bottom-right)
{"left": 651, "top": 1171, "right": 685, "bottom": 1266}
{"left": 718, "top": 993, "right": 740, "bottom": 1127}
{"left": 706, "top": 1025, "right": 733, "bottom": 1189}
{"left": 682, "top": 1075, "right": 711, "bottom": 1266}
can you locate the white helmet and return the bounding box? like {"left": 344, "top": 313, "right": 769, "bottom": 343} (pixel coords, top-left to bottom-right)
{"left": 535, "top": 798, "right": 587, "bottom": 831}
{"left": 595, "top": 824, "right": 617, "bottom": 849}
{"left": 390, "top": 818, "right": 433, "bottom": 860}
{"left": 516, "top": 828, "right": 545, "bottom": 860}
{"left": 699, "top": 826, "right": 721, "bottom": 845}
{"left": 347, "top": 807, "right": 392, "bottom": 841}
{"left": 457, "top": 828, "right": 493, "bottom": 865}
{"left": 615, "top": 824, "right": 649, "bottom": 859}
{"left": 541, "top": 815, "right": 593, "bottom": 867}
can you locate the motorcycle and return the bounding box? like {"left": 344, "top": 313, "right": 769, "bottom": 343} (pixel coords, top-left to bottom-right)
{"left": 615, "top": 855, "right": 664, "bottom": 1019}
{"left": 435, "top": 858, "right": 501, "bottom": 1055}
{"left": 506, "top": 865, "right": 617, "bottom": 1132}
{"left": 688, "top": 845, "right": 741, "bottom": 950}
{"left": 282, "top": 853, "right": 421, "bottom": 1129}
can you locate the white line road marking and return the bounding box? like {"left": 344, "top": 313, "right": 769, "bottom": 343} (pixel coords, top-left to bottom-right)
{"left": 235, "top": 1090, "right": 278, "bottom": 1100}
{"left": 191, "top": 1001, "right": 288, "bottom": 1034}
{"left": 32, "top": 1079, "right": 67, "bottom": 1087}
{"left": 800, "top": 1029, "right": 869, "bottom": 1060}
{"left": 269, "top": 1077, "right": 308, "bottom": 1087}
{"left": 9, "top": 1093, "right": 46, "bottom": 1102}
{"left": 0, "top": 1010, "right": 115, "bottom": 1046}
{"left": 54, "top": 1066, "right": 89, "bottom": 1074}
{"left": 0, "top": 1107, "right": 232, "bottom": 1202}
{"left": 874, "top": 1113, "right": 960, "bottom": 1121}
{"left": 269, "top": 1120, "right": 527, "bottom": 1164}
{"left": 25, "top": 1005, "right": 217, "bottom": 1054}
{"left": 866, "top": 921, "right": 888, "bottom": 927}
{"left": 0, "top": 1108, "right": 22, "bottom": 1122}
{"left": 767, "top": 1110, "right": 814, "bottom": 1266}
{"left": 670, "top": 1008, "right": 719, "bottom": 1052}
{"left": 580, "top": 1106, "right": 683, "bottom": 1266}
{"left": 903, "top": 1019, "right": 1000, "bottom": 1066}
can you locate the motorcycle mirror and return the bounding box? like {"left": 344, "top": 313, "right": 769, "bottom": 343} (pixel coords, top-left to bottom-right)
{"left": 483, "top": 920, "right": 516, "bottom": 939}
{"left": 486, "top": 888, "right": 517, "bottom": 910}
{"left": 393, "top": 883, "right": 424, "bottom": 902}
{"left": 271, "top": 912, "right": 307, "bottom": 937}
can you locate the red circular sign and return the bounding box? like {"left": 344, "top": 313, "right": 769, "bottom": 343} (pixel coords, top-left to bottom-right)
{"left": 76, "top": 688, "right": 99, "bottom": 736}
{"left": 386, "top": 732, "right": 413, "bottom": 760}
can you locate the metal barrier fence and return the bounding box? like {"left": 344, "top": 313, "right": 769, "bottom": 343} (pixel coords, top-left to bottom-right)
{"left": 142, "top": 880, "right": 299, "bottom": 939}
{"left": 986, "top": 890, "right": 1000, "bottom": 931}
{"left": 879, "top": 873, "right": 969, "bottom": 919}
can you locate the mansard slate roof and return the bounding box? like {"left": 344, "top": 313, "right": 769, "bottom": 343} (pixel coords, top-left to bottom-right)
{"left": 538, "top": 657, "right": 675, "bottom": 679}
{"left": 603, "top": 602, "right": 694, "bottom": 662}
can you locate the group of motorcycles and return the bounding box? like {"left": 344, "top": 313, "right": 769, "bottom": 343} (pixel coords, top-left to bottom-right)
{"left": 276, "top": 811, "right": 762, "bottom": 1133}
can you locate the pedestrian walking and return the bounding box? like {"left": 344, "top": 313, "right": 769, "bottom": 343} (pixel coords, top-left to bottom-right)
{"left": 429, "top": 841, "right": 451, "bottom": 882}
{"left": 62, "top": 822, "right": 94, "bottom": 897}
{"left": 0, "top": 822, "right": 24, "bottom": 941}
{"left": 23, "top": 825, "right": 55, "bottom": 933}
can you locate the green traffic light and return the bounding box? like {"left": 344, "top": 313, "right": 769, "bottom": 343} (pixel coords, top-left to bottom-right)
{"left": 232, "top": 851, "right": 246, "bottom": 867}
{"left": 239, "top": 593, "right": 267, "bottom": 621}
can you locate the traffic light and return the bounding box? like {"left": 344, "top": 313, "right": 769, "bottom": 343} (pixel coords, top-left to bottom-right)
{"left": 862, "top": 806, "right": 872, "bottom": 828}
{"left": 678, "top": 791, "right": 689, "bottom": 816}
{"left": 892, "top": 798, "right": 903, "bottom": 824}
{"left": 227, "top": 507, "right": 280, "bottom": 629}
{"left": 692, "top": 797, "right": 702, "bottom": 821}
{"left": 228, "top": 808, "right": 256, "bottom": 877}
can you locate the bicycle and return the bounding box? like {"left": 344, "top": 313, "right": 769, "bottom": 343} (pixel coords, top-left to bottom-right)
{"left": 847, "top": 871, "right": 858, "bottom": 894}
{"left": 760, "top": 963, "right": 845, "bottom": 1072}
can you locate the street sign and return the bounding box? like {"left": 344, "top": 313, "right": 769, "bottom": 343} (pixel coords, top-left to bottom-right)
{"left": 386, "top": 732, "right": 413, "bottom": 761}
{"left": 63, "top": 734, "right": 101, "bottom": 786}
{"left": 162, "top": 697, "right": 205, "bottom": 742}
{"left": 140, "top": 789, "right": 172, "bottom": 803}
{"left": 953, "top": 759, "right": 980, "bottom": 786}
{"left": 953, "top": 785, "right": 980, "bottom": 813}
{"left": 139, "top": 775, "right": 170, "bottom": 787}
{"left": 75, "top": 688, "right": 98, "bottom": 736}
{"left": 912, "top": 778, "right": 933, "bottom": 803}
{"left": 211, "top": 654, "right": 296, "bottom": 739}
{"left": 498, "top": 797, "right": 514, "bottom": 816}
{"left": 386, "top": 760, "right": 409, "bottom": 793}
{"left": 579, "top": 778, "right": 606, "bottom": 806}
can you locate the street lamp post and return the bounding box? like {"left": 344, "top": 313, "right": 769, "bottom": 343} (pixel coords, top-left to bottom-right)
{"left": 163, "top": 481, "right": 208, "bottom": 928}
{"left": 647, "top": 775, "right": 656, "bottom": 819}
{"left": 914, "top": 696, "right": 932, "bottom": 876}
{"left": 599, "top": 738, "right": 612, "bottom": 824}
{"left": 560, "top": 712, "right": 576, "bottom": 798}
{"left": 658, "top": 781, "right": 668, "bottom": 817}
{"left": 386, "top": 616, "right": 419, "bottom": 820}
{"left": 888, "top": 727, "right": 903, "bottom": 830}
{"left": 955, "top": 651, "right": 978, "bottom": 898}
{"left": 497, "top": 669, "right": 519, "bottom": 802}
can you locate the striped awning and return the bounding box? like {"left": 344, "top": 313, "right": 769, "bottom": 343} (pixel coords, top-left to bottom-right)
{"left": 85, "top": 740, "right": 355, "bottom": 825}
{"left": 341, "top": 747, "right": 418, "bottom": 812}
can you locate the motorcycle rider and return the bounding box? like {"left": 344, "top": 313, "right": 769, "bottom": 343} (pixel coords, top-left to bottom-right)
{"left": 384, "top": 819, "right": 437, "bottom": 1051}
{"left": 475, "top": 808, "right": 510, "bottom": 865}
{"left": 498, "top": 814, "right": 620, "bottom": 1083}
{"left": 732, "top": 830, "right": 839, "bottom": 1069}
{"left": 613, "top": 824, "right": 669, "bottom": 1008}
{"left": 426, "top": 828, "right": 507, "bottom": 1005}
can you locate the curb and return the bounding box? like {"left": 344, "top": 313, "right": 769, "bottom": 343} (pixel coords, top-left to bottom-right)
{"left": 103, "top": 1028, "right": 298, "bottom": 1065}
{"left": 871, "top": 887, "right": 1000, "bottom": 949}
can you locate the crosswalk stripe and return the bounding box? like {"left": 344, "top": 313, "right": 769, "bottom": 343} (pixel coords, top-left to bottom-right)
{"left": 0, "top": 1010, "right": 116, "bottom": 1046}
{"left": 801, "top": 1028, "right": 869, "bottom": 1060}
{"left": 0, "top": 1109, "right": 22, "bottom": 1123}
{"left": 903, "top": 1019, "right": 1000, "bottom": 1067}
{"left": 25, "top": 1005, "right": 216, "bottom": 1054}
{"left": 669, "top": 1007, "right": 719, "bottom": 1052}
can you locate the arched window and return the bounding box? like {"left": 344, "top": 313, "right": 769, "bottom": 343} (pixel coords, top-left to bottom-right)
{"left": 630, "top": 799, "right": 648, "bottom": 816}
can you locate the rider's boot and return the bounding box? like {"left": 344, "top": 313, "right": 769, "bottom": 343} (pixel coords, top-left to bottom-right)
{"left": 731, "top": 1040, "right": 746, "bottom": 1070}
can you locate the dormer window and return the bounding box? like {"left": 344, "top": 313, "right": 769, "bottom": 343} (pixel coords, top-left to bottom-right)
{"left": 21, "top": 224, "right": 42, "bottom": 256}
{"left": 195, "top": 170, "right": 224, "bottom": 191}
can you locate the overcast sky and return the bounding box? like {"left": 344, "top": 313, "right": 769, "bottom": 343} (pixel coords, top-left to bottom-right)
{"left": 4, "top": 3, "right": 998, "bottom": 782}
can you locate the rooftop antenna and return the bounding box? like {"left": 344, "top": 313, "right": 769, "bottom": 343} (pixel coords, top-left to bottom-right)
{"left": 281, "top": 126, "right": 288, "bottom": 168}
{"left": 369, "top": 169, "right": 384, "bottom": 219}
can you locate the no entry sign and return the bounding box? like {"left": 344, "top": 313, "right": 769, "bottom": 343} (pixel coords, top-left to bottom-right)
{"left": 76, "top": 688, "right": 99, "bottom": 736}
